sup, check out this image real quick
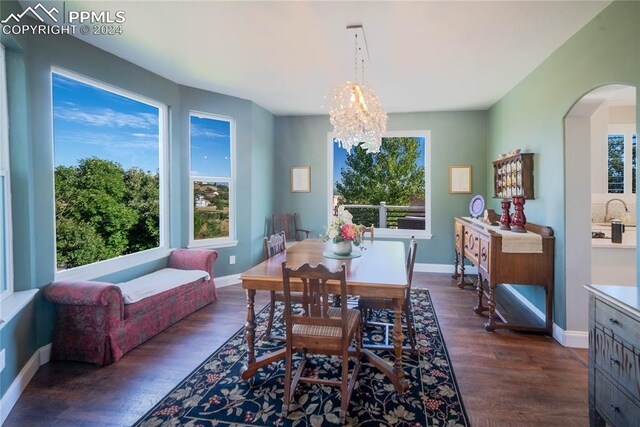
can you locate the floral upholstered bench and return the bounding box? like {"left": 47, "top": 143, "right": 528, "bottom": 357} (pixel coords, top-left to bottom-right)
{"left": 44, "top": 249, "right": 218, "bottom": 366}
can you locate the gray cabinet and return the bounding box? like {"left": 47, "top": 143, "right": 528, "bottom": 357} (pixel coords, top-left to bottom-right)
{"left": 586, "top": 285, "right": 640, "bottom": 426}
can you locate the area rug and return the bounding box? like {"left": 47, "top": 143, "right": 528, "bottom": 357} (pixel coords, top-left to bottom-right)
{"left": 135, "top": 289, "right": 469, "bottom": 426}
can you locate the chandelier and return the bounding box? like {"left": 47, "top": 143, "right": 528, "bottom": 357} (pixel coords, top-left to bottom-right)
{"left": 329, "top": 26, "right": 387, "bottom": 153}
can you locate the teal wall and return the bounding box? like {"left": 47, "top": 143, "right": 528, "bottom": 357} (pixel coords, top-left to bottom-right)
{"left": 274, "top": 111, "right": 488, "bottom": 265}
{"left": 0, "top": 4, "right": 275, "bottom": 400}
{"left": 487, "top": 0, "right": 640, "bottom": 328}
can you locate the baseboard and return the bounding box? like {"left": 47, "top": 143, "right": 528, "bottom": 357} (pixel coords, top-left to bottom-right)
{"left": 414, "top": 263, "right": 478, "bottom": 274}
{"left": 0, "top": 343, "right": 51, "bottom": 424}
{"left": 215, "top": 273, "right": 241, "bottom": 288}
{"left": 554, "top": 326, "right": 589, "bottom": 349}
{"left": 502, "top": 285, "right": 588, "bottom": 348}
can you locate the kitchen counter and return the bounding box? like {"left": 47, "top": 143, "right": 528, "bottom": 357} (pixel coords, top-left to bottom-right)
{"left": 591, "top": 224, "right": 636, "bottom": 286}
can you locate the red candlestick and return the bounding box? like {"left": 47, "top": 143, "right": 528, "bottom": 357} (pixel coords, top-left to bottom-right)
{"left": 511, "top": 196, "right": 526, "bottom": 233}
{"left": 500, "top": 199, "right": 511, "bottom": 230}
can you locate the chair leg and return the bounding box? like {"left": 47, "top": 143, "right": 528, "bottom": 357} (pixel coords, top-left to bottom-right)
{"left": 282, "top": 348, "right": 293, "bottom": 418}
{"left": 404, "top": 302, "right": 416, "bottom": 350}
{"left": 264, "top": 291, "right": 276, "bottom": 341}
{"left": 339, "top": 347, "right": 350, "bottom": 424}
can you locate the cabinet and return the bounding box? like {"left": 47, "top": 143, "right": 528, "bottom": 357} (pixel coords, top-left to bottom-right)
{"left": 585, "top": 285, "right": 640, "bottom": 427}
{"left": 493, "top": 153, "right": 534, "bottom": 199}
{"left": 452, "top": 217, "right": 554, "bottom": 332}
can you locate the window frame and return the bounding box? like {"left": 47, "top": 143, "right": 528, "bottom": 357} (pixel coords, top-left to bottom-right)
{"left": 607, "top": 124, "right": 637, "bottom": 195}
{"left": 0, "top": 44, "right": 14, "bottom": 300}
{"left": 51, "top": 67, "right": 170, "bottom": 281}
{"left": 188, "top": 111, "right": 237, "bottom": 248}
{"left": 326, "top": 130, "right": 432, "bottom": 239}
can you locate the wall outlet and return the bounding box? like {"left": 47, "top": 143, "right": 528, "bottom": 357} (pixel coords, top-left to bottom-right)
{"left": 0, "top": 349, "right": 5, "bottom": 373}
{"left": 229, "top": 255, "right": 236, "bottom": 265}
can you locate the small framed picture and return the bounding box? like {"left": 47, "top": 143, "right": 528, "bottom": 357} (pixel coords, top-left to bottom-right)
{"left": 449, "top": 165, "right": 472, "bottom": 194}
{"left": 291, "top": 166, "right": 310, "bottom": 193}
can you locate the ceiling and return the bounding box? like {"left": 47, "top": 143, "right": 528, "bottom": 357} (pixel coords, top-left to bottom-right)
{"left": 568, "top": 85, "right": 636, "bottom": 118}
{"left": 21, "top": 0, "right": 612, "bottom": 115}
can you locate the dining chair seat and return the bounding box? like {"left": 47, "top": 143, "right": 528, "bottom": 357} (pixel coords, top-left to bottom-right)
{"left": 292, "top": 307, "right": 360, "bottom": 338}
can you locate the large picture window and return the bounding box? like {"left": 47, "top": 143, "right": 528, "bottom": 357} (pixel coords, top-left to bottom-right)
{"left": 189, "top": 113, "right": 235, "bottom": 246}
{"left": 328, "top": 131, "right": 431, "bottom": 238}
{"left": 52, "top": 70, "right": 167, "bottom": 276}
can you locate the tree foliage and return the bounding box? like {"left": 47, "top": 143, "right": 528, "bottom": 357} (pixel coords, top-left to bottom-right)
{"left": 336, "top": 137, "right": 425, "bottom": 205}
{"left": 55, "top": 158, "right": 159, "bottom": 268}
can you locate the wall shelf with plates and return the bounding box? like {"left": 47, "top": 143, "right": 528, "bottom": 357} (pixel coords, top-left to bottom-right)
{"left": 493, "top": 152, "right": 534, "bottom": 200}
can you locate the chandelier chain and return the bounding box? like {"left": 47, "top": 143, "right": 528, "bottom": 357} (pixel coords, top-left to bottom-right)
{"left": 354, "top": 34, "right": 358, "bottom": 82}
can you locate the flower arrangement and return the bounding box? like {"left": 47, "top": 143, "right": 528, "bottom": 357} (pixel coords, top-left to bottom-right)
{"left": 323, "top": 206, "right": 362, "bottom": 247}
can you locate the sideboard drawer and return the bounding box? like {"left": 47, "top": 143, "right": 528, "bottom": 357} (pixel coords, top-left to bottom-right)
{"left": 595, "top": 299, "right": 640, "bottom": 346}
{"left": 593, "top": 326, "right": 640, "bottom": 401}
{"left": 595, "top": 369, "right": 640, "bottom": 427}
{"left": 479, "top": 237, "right": 490, "bottom": 275}
{"left": 463, "top": 228, "right": 480, "bottom": 265}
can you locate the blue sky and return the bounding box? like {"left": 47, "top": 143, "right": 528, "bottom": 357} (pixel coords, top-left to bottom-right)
{"left": 190, "top": 116, "right": 231, "bottom": 177}
{"left": 333, "top": 137, "right": 426, "bottom": 185}
{"left": 52, "top": 73, "right": 160, "bottom": 173}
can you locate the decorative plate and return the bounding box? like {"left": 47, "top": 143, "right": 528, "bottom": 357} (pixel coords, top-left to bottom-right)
{"left": 469, "top": 195, "right": 485, "bottom": 218}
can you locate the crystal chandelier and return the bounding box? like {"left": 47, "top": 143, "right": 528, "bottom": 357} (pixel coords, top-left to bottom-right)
{"left": 329, "top": 26, "right": 387, "bottom": 153}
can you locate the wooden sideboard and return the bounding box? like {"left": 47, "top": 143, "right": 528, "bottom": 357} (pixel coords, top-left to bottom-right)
{"left": 453, "top": 216, "right": 554, "bottom": 332}
{"left": 585, "top": 285, "right": 640, "bottom": 426}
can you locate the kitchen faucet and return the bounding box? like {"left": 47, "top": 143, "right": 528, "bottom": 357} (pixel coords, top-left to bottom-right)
{"left": 604, "top": 198, "right": 629, "bottom": 222}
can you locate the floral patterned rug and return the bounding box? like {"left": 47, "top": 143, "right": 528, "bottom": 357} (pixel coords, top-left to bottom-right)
{"left": 135, "top": 289, "right": 469, "bottom": 427}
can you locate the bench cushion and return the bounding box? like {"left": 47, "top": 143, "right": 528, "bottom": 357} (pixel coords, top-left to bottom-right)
{"left": 116, "top": 268, "right": 210, "bottom": 304}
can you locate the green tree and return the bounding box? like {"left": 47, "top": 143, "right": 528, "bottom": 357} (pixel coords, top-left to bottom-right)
{"left": 55, "top": 157, "right": 159, "bottom": 269}
{"left": 336, "top": 137, "right": 425, "bottom": 205}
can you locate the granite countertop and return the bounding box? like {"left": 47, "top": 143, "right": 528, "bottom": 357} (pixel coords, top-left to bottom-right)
{"left": 591, "top": 224, "right": 637, "bottom": 249}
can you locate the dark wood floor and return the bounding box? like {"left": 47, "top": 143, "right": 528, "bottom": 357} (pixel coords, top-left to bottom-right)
{"left": 5, "top": 273, "right": 589, "bottom": 426}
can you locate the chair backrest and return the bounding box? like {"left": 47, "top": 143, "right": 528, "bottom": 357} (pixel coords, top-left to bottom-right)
{"left": 281, "top": 262, "right": 348, "bottom": 340}
{"left": 272, "top": 213, "right": 298, "bottom": 241}
{"left": 360, "top": 225, "right": 374, "bottom": 242}
{"left": 406, "top": 236, "right": 418, "bottom": 289}
{"left": 264, "top": 231, "right": 286, "bottom": 259}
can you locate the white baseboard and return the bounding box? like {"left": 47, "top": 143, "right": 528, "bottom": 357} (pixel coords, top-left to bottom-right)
{"left": 414, "top": 263, "right": 478, "bottom": 274}
{"left": 502, "top": 285, "right": 588, "bottom": 348}
{"left": 1, "top": 343, "right": 51, "bottom": 424}
{"left": 215, "top": 273, "right": 241, "bottom": 288}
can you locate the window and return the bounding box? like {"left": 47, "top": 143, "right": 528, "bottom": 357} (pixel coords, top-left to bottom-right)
{"left": 328, "top": 131, "right": 431, "bottom": 238}
{"left": 607, "top": 125, "right": 637, "bottom": 194}
{"left": 189, "top": 113, "right": 236, "bottom": 246}
{"left": 52, "top": 69, "right": 168, "bottom": 278}
{"left": 0, "top": 44, "right": 13, "bottom": 299}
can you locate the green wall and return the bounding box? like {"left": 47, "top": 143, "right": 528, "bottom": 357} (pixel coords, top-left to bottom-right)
{"left": 487, "top": 0, "right": 640, "bottom": 328}
{"left": 274, "top": 111, "right": 488, "bottom": 265}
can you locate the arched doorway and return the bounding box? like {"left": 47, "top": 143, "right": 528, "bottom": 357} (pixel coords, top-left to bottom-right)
{"left": 564, "top": 84, "right": 636, "bottom": 346}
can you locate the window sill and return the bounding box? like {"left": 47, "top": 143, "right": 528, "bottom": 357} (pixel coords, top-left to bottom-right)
{"left": 188, "top": 240, "right": 238, "bottom": 249}
{"left": 0, "top": 289, "right": 38, "bottom": 330}
{"left": 374, "top": 229, "right": 433, "bottom": 239}
{"left": 55, "top": 247, "right": 172, "bottom": 282}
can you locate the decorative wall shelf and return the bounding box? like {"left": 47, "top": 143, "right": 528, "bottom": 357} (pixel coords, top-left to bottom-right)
{"left": 493, "top": 153, "right": 534, "bottom": 199}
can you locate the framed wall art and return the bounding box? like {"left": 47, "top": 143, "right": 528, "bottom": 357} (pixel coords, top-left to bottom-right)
{"left": 449, "top": 165, "right": 472, "bottom": 194}
{"left": 290, "top": 166, "right": 310, "bottom": 193}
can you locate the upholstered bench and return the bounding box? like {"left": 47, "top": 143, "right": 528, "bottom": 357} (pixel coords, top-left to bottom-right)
{"left": 44, "top": 249, "right": 218, "bottom": 366}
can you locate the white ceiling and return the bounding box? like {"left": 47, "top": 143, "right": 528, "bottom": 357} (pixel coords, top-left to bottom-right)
{"left": 22, "top": 0, "right": 612, "bottom": 115}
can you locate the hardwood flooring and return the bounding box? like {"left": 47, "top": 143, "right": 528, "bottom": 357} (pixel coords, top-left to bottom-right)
{"left": 4, "top": 273, "right": 589, "bottom": 426}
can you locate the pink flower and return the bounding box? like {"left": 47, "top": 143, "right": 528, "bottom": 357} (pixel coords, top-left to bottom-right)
{"left": 341, "top": 223, "right": 358, "bottom": 240}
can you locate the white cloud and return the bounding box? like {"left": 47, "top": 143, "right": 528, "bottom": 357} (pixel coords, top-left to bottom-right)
{"left": 191, "top": 124, "right": 227, "bottom": 139}
{"left": 54, "top": 106, "right": 158, "bottom": 130}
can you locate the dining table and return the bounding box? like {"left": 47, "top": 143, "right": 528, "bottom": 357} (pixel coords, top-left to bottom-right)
{"left": 239, "top": 238, "right": 410, "bottom": 393}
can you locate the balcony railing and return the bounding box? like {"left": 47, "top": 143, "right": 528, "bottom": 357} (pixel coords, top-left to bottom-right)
{"left": 339, "top": 203, "right": 425, "bottom": 229}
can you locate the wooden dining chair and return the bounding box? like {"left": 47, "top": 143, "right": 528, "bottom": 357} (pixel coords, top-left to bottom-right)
{"left": 262, "top": 231, "right": 303, "bottom": 341}
{"left": 357, "top": 236, "right": 418, "bottom": 350}
{"left": 360, "top": 224, "right": 375, "bottom": 242}
{"left": 281, "top": 262, "right": 362, "bottom": 424}
{"left": 272, "top": 213, "right": 310, "bottom": 242}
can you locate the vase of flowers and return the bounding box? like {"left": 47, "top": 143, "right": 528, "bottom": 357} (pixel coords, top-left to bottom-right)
{"left": 323, "top": 207, "right": 362, "bottom": 256}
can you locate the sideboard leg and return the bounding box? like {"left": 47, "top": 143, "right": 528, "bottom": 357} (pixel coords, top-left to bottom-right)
{"left": 474, "top": 273, "right": 486, "bottom": 314}
{"left": 452, "top": 250, "right": 460, "bottom": 279}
